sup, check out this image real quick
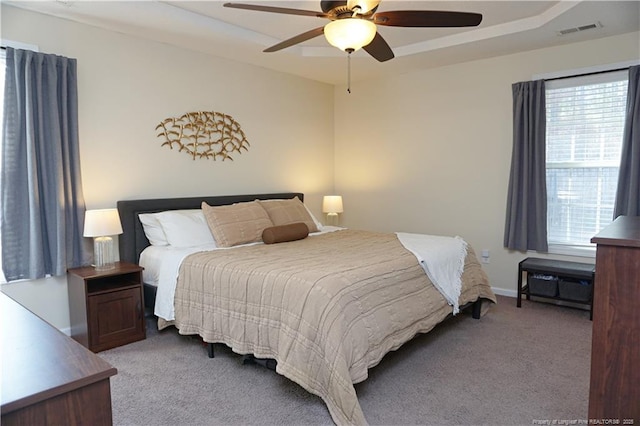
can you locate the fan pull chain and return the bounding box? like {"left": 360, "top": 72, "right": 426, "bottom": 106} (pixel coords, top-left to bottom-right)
{"left": 347, "top": 53, "right": 351, "bottom": 94}
{"left": 346, "top": 48, "right": 354, "bottom": 94}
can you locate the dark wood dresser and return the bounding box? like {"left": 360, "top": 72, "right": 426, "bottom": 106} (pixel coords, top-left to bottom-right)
{"left": 1, "top": 292, "right": 117, "bottom": 425}
{"left": 589, "top": 215, "right": 640, "bottom": 423}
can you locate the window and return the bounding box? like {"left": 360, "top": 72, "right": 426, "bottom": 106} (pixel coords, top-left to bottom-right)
{"left": 545, "top": 70, "right": 628, "bottom": 253}
{"left": 1, "top": 50, "right": 5, "bottom": 282}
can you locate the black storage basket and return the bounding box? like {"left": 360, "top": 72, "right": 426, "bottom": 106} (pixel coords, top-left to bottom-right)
{"left": 558, "top": 279, "right": 592, "bottom": 302}
{"left": 528, "top": 274, "right": 558, "bottom": 297}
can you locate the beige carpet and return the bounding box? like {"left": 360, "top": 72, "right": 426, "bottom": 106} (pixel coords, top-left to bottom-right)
{"left": 100, "top": 295, "right": 592, "bottom": 425}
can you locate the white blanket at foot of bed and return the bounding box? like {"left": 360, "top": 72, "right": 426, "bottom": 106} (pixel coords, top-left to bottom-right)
{"left": 396, "top": 232, "right": 468, "bottom": 314}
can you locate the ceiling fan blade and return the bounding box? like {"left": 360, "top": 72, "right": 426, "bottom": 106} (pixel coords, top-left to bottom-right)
{"left": 363, "top": 32, "right": 394, "bottom": 62}
{"left": 374, "top": 10, "right": 482, "bottom": 27}
{"left": 264, "top": 27, "right": 325, "bottom": 52}
{"left": 224, "top": 3, "right": 328, "bottom": 18}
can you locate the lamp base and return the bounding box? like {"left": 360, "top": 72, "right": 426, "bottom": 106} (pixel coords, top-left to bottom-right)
{"left": 325, "top": 212, "right": 339, "bottom": 226}
{"left": 93, "top": 236, "right": 116, "bottom": 271}
{"left": 94, "top": 263, "right": 116, "bottom": 272}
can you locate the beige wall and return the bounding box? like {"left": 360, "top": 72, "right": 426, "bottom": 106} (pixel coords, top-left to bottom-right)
{"left": 333, "top": 31, "right": 640, "bottom": 294}
{"left": 0, "top": 5, "right": 335, "bottom": 331}
{"left": 2, "top": 4, "right": 639, "bottom": 330}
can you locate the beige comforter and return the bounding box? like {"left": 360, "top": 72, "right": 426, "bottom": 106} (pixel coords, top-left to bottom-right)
{"left": 172, "top": 229, "right": 495, "bottom": 425}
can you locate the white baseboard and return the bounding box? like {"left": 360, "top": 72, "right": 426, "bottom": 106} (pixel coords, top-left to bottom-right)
{"left": 59, "top": 327, "right": 71, "bottom": 336}
{"left": 491, "top": 287, "right": 516, "bottom": 298}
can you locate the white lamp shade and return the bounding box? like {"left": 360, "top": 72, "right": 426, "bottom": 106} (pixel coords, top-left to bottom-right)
{"left": 322, "top": 196, "right": 344, "bottom": 214}
{"left": 83, "top": 209, "right": 123, "bottom": 237}
{"left": 324, "top": 18, "right": 377, "bottom": 52}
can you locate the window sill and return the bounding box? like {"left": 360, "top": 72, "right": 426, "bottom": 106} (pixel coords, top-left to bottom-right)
{"left": 547, "top": 244, "right": 596, "bottom": 259}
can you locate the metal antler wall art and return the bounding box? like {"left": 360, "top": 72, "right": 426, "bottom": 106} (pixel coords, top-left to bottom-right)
{"left": 156, "top": 111, "right": 250, "bottom": 161}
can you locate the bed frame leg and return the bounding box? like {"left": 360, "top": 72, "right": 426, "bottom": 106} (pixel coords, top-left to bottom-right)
{"left": 242, "top": 354, "right": 256, "bottom": 365}
{"left": 207, "top": 343, "right": 214, "bottom": 358}
{"left": 472, "top": 299, "right": 482, "bottom": 319}
{"left": 242, "top": 354, "right": 277, "bottom": 371}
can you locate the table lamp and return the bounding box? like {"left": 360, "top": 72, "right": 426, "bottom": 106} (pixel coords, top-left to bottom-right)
{"left": 83, "top": 208, "right": 123, "bottom": 271}
{"left": 322, "top": 195, "right": 344, "bottom": 225}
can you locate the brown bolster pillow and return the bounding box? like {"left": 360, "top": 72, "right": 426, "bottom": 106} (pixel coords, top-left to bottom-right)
{"left": 262, "top": 222, "right": 309, "bottom": 244}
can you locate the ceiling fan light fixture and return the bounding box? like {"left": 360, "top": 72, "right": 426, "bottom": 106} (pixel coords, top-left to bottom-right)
{"left": 346, "top": 0, "right": 380, "bottom": 14}
{"left": 324, "top": 18, "right": 377, "bottom": 52}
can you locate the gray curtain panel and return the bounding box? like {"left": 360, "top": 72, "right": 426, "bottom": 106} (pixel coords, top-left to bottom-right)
{"left": 2, "top": 48, "right": 88, "bottom": 281}
{"left": 504, "top": 80, "right": 548, "bottom": 252}
{"left": 613, "top": 65, "right": 640, "bottom": 218}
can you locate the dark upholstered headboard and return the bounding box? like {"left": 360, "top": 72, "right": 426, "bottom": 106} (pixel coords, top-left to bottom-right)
{"left": 117, "top": 192, "right": 304, "bottom": 264}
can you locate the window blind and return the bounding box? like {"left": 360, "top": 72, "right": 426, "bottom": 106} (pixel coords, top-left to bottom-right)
{"left": 0, "top": 52, "right": 5, "bottom": 282}
{"left": 545, "top": 71, "right": 628, "bottom": 247}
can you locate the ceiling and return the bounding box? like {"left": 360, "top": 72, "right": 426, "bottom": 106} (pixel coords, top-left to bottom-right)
{"left": 6, "top": 1, "right": 640, "bottom": 85}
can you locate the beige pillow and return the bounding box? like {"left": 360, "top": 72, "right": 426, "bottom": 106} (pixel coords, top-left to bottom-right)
{"left": 258, "top": 197, "right": 319, "bottom": 233}
{"left": 201, "top": 201, "right": 274, "bottom": 247}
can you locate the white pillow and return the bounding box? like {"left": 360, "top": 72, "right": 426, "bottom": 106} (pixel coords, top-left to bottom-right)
{"left": 155, "top": 210, "right": 217, "bottom": 248}
{"left": 304, "top": 204, "right": 324, "bottom": 233}
{"left": 139, "top": 213, "right": 168, "bottom": 246}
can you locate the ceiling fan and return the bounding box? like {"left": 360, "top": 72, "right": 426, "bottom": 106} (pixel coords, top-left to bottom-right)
{"left": 223, "top": 1, "right": 483, "bottom": 62}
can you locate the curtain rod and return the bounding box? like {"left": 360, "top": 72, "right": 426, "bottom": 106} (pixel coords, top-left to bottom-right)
{"left": 545, "top": 67, "right": 629, "bottom": 82}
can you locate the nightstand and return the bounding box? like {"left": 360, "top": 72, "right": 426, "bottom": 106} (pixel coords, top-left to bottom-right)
{"left": 68, "top": 261, "right": 145, "bottom": 352}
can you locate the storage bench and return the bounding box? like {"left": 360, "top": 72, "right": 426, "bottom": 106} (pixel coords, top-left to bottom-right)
{"left": 517, "top": 257, "right": 595, "bottom": 320}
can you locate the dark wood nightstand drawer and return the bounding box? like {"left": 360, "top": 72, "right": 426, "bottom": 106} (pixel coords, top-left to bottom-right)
{"left": 88, "top": 286, "right": 145, "bottom": 352}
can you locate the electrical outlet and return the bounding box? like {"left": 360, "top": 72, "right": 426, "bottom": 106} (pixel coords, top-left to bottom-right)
{"left": 480, "top": 249, "right": 490, "bottom": 264}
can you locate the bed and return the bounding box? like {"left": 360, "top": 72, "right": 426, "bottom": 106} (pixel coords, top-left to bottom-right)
{"left": 117, "top": 192, "right": 496, "bottom": 425}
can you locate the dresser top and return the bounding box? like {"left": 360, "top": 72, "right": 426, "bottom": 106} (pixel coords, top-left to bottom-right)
{"left": 591, "top": 215, "right": 640, "bottom": 248}
{"left": 0, "top": 293, "right": 117, "bottom": 414}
